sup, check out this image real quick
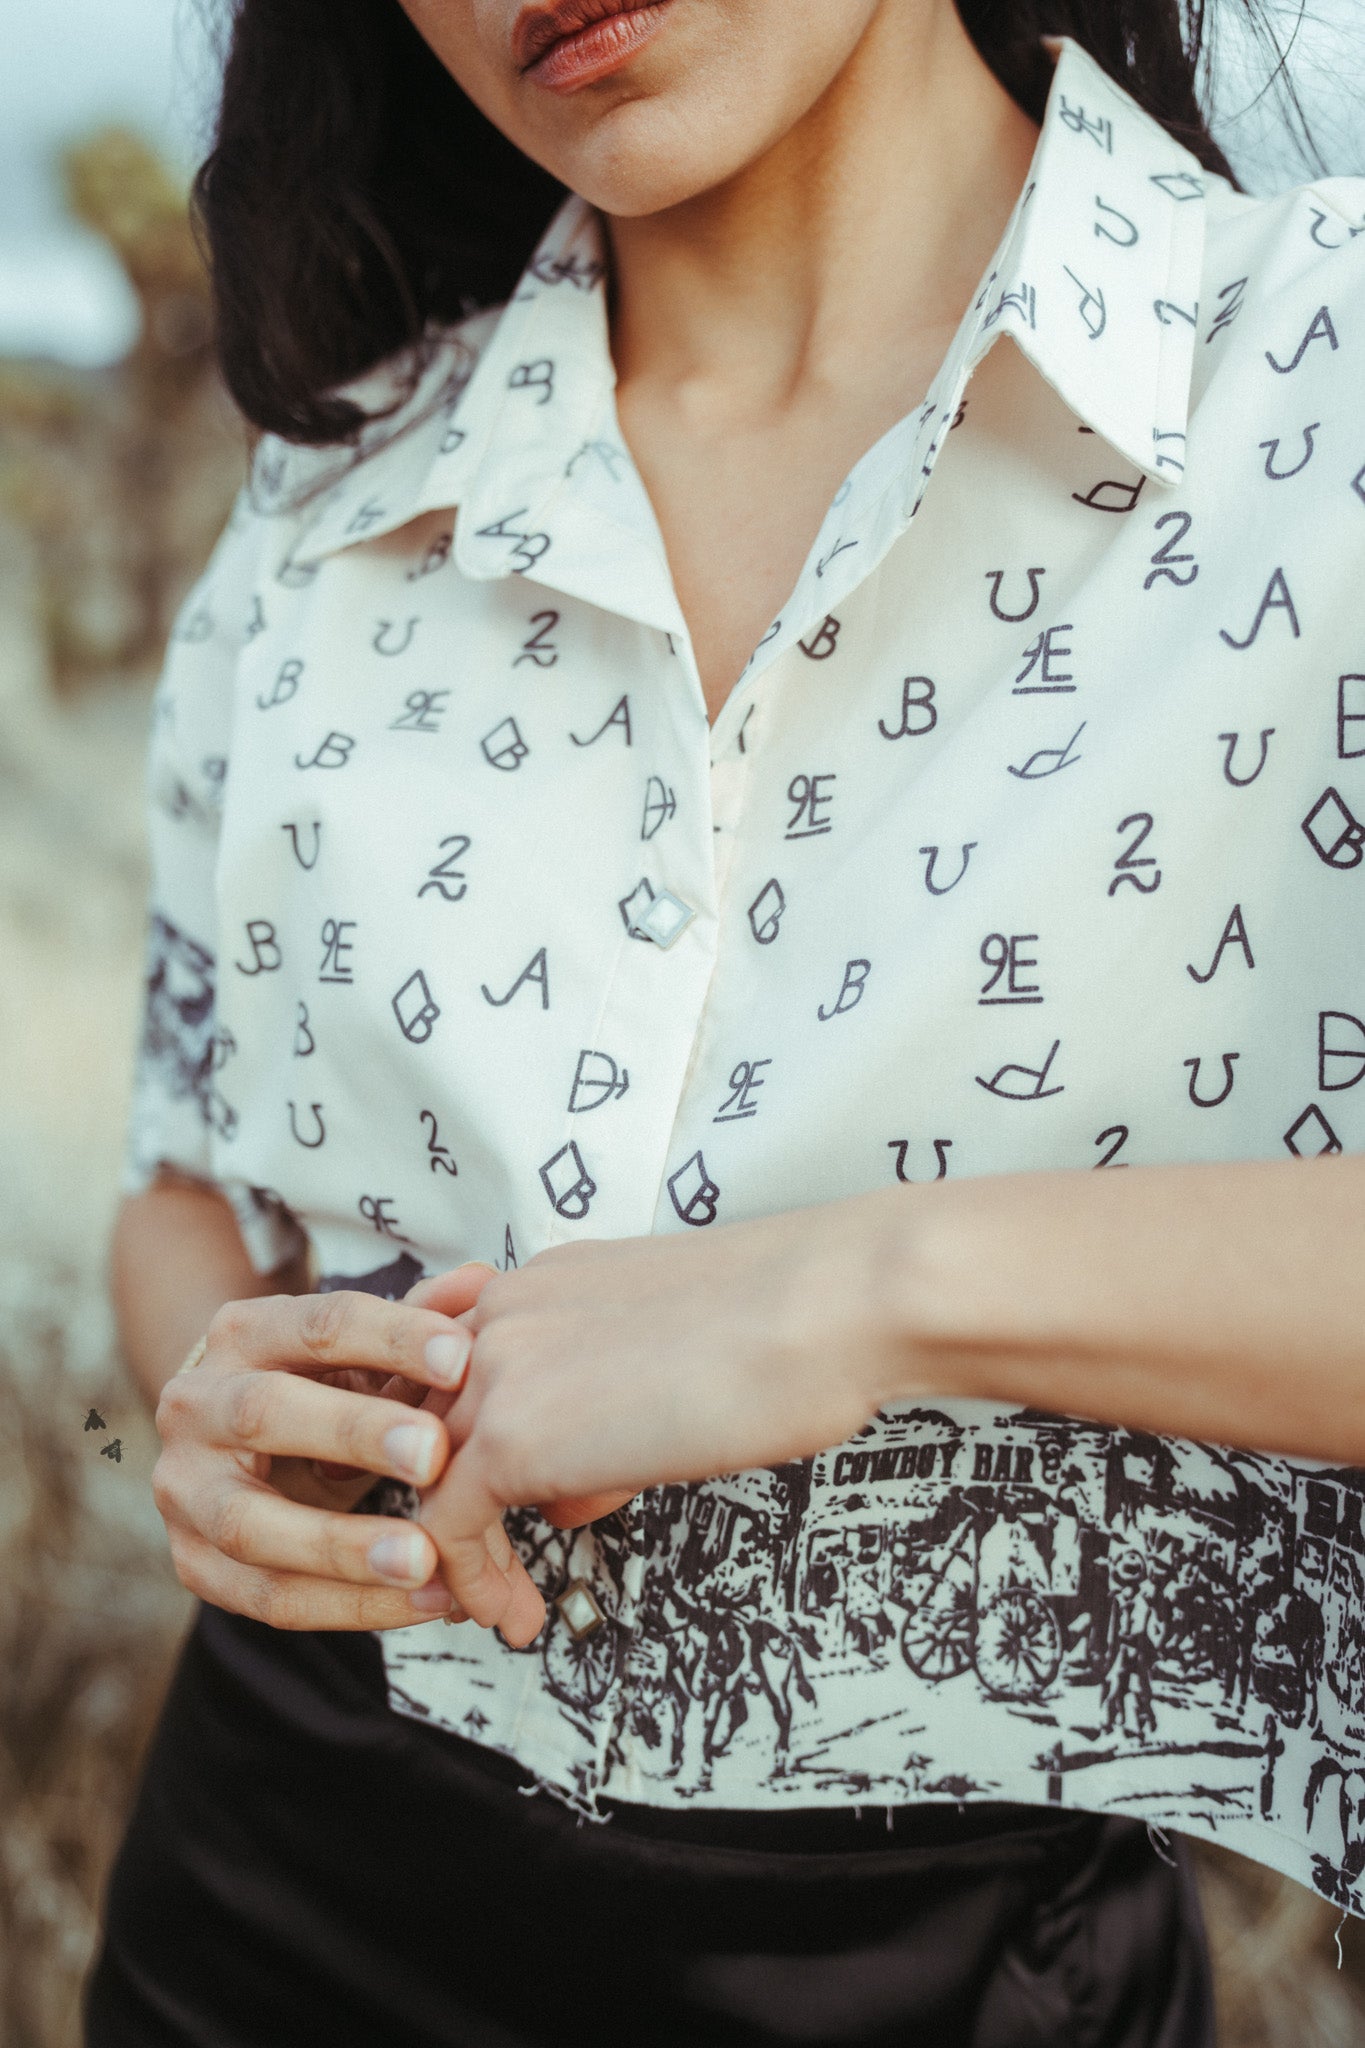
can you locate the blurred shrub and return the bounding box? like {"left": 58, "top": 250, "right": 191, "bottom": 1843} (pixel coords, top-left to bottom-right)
{"left": 62, "top": 129, "right": 214, "bottom": 374}
{"left": 0, "top": 128, "right": 245, "bottom": 689}
{"left": 0, "top": 1292, "right": 188, "bottom": 2047}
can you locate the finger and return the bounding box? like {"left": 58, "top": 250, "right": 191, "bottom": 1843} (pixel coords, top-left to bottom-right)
{"left": 378, "top": 1371, "right": 429, "bottom": 1406}
{"left": 412, "top": 1381, "right": 463, "bottom": 1426}
{"left": 273, "top": 1456, "right": 384, "bottom": 1513}
{"left": 418, "top": 1454, "right": 546, "bottom": 1640}
{"left": 193, "top": 1477, "right": 454, "bottom": 1588}
{"left": 481, "top": 1521, "right": 547, "bottom": 1643}
{"left": 313, "top": 1371, "right": 426, "bottom": 1480}
{"left": 187, "top": 1370, "right": 455, "bottom": 1487}
{"left": 314, "top": 1367, "right": 404, "bottom": 1398}
{"left": 539, "top": 1490, "right": 638, "bottom": 1530}
{"left": 404, "top": 1263, "right": 499, "bottom": 1317}
{"left": 497, "top": 1561, "right": 548, "bottom": 1648}
{"left": 439, "top": 1533, "right": 521, "bottom": 1632}
{"left": 176, "top": 1533, "right": 466, "bottom": 1632}
{"left": 205, "top": 1291, "right": 474, "bottom": 1393}
{"left": 433, "top": 1537, "right": 545, "bottom": 1646}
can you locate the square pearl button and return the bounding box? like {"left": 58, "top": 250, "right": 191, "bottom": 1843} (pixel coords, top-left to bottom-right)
{"left": 632, "top": 888, "right": 695, "bottom": 949}
{"left": 555, "top": 1578, "right": 606, "bottom": 1641}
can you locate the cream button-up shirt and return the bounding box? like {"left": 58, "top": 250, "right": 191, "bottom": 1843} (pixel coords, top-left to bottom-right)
{"left": 124, "top": 35, "right": 1365, "bottom": 1912}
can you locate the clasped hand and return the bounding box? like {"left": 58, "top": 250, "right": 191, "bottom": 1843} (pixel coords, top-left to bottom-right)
{"left": 410, "top": 1200, "right": 900, "bottom": 1643}
{"left": 152, "top": 1198, "right": 901, "bottom": 1645}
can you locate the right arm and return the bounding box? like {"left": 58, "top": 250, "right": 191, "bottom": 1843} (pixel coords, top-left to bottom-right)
{"left": 112, "top": 1169, "right": 305, "bottom": 1414}
{"left": 116, "top": 482, "right": 543, "bottom": 1637}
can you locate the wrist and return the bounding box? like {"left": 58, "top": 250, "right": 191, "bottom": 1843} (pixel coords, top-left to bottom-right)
{"left": 862, "top": 1179, "right": 983, "bottom": 1412}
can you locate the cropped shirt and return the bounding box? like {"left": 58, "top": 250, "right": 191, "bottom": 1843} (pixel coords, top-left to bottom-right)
{"left": 123, "top": 36, "right": 1365, "bottom": 1913}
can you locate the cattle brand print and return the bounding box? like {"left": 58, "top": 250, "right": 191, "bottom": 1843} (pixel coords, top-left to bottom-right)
{"left": 123, "top": 33, "right": 1365, "bottom": 1914}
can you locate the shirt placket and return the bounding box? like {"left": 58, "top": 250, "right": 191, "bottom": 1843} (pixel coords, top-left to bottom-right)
{"left": 709, "top": 737, "right": 750, "bottom": 897}
{"left": 588, "top": 671, "right": 766, "bottom": 1802}
{"left": 504, "top": 615, "right": 692, "bottom": 1798}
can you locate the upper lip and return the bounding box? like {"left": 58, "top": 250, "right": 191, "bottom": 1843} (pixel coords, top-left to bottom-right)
{"left": 513, "top": 0, "right": 653, "bottom": 72}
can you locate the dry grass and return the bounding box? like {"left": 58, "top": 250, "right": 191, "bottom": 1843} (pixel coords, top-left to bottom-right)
{"left": 0, "top": 1273, "right": 188, "bottom": 2048}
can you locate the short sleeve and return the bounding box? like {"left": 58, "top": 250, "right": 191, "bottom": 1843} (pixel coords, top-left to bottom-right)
{"left": 119, "top": 484, "right": 306, "bottom": 1277}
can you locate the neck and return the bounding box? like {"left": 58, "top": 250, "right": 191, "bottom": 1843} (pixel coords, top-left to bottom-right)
{"left": 604, "top": 2, "right": 1040, "bottom": 420}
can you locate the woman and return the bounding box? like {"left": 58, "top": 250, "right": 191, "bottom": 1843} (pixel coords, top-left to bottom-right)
{"left": 85, "top": 0, "right": 1365, "bottom": 2042}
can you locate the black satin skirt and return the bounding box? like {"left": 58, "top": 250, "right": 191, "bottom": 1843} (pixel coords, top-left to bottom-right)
{"left": 83, "top": 1600, "right": 1216, "bottom": 2048}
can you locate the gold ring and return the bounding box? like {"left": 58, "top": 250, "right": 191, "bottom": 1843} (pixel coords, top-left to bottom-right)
{"left": 175, "top": 1335, "right": 209, "bottom": 1376}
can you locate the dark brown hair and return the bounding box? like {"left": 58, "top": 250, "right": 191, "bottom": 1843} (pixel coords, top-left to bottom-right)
{"left": 192, "top": 0, "right": 1310, "bottom": 446}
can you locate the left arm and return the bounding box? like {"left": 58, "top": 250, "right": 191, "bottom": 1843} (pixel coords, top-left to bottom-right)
{"left": 879, "top": 1150, "right": 1365, "bottom": 1460}
{"left": 414, "top": 1151, "right": 1365, "bottom": 1640}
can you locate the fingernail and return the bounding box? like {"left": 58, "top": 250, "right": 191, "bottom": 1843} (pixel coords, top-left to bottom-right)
{"left": 383, "top": 1423, "right": 442, "bottom": 1485}
{"left": 410, "top": 1582, "right": 454, "bottom": 1614}
{"left": 367, "top": 1533, "right": 428, "bottom": 1584}
{"left": 425, "top": 1329, "right": 472, "bottom": 1388}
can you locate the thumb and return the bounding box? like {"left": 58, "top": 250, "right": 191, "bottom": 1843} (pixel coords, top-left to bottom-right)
{"left": 405, "top": 1261, "right": 500, "bottom": 1317}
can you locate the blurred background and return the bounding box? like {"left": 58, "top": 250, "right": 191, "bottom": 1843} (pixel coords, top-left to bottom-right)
{"left": 2, "top": 3, "right": 1365, "bottom": 2043}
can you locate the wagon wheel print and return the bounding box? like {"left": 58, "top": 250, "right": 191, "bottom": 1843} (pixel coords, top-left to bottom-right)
{"left": 899, "top": 1568, "right": 975, "bottom": 1682}
{"left": 542, "top": 1610, "right": 623, "bottom": 1713}
{"left": 973, "top": 1585, "right": 1062, "bottom": 1701}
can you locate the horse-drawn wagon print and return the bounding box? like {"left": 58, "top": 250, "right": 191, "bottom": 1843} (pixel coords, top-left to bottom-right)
{"left": 387, "top": 1398, "right": 1365, "bottom": 1914}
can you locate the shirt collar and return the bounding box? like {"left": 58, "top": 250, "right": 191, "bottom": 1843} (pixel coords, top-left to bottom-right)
{"left": 979, "top": 32, "right": 1207, "bottom": 489}
{"left": 285, "top": 33, "right": 1206, "bottom": 579}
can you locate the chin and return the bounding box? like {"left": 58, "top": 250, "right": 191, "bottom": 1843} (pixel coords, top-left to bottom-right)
{"left": 538, "top": 91, "right": 775, "bottom": 217}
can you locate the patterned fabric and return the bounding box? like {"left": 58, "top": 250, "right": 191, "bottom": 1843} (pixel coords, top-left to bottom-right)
{"left": 122, "top": 35, "right": 1365, "bottom": 1909}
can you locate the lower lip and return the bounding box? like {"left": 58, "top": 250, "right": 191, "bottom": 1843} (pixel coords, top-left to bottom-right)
{"left": 526, "top": 3, "right": 673, "bottom": 92}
